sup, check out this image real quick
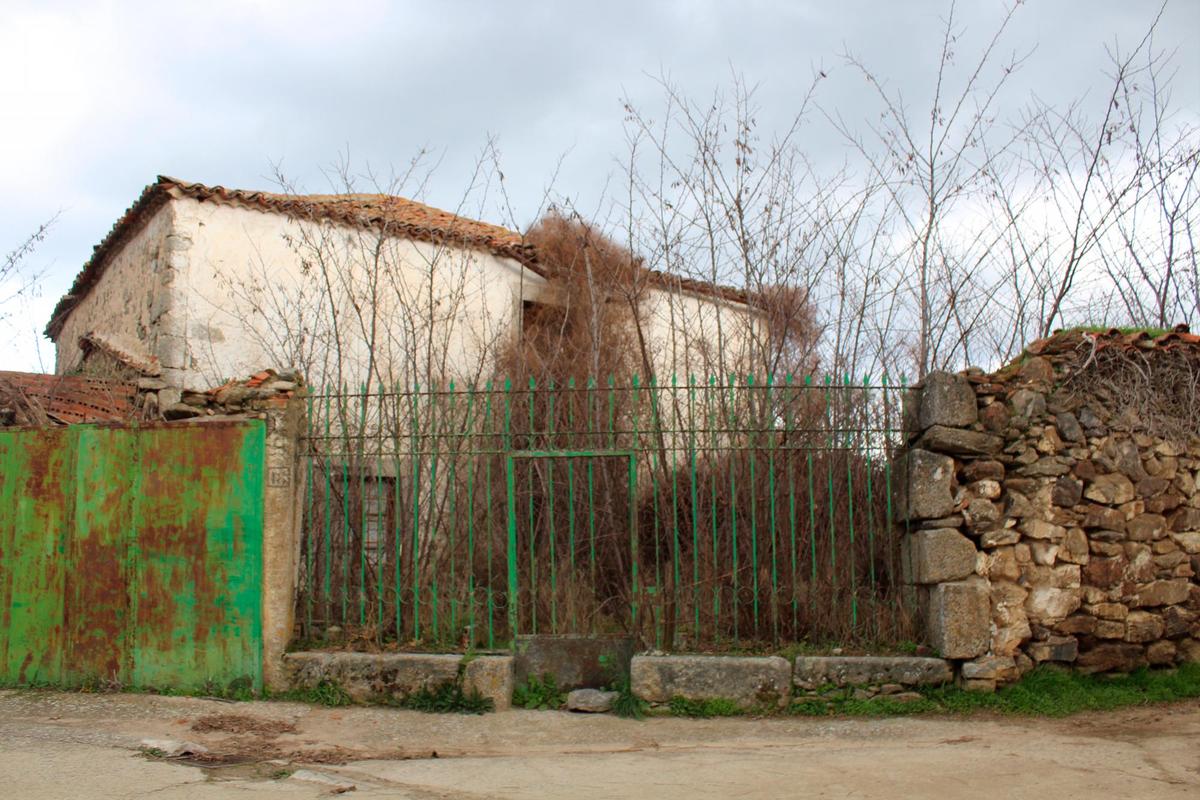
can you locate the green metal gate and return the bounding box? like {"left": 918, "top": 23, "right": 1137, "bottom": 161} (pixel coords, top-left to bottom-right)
{"left": 0, "top": 420, "right": 264, "bottom": 692}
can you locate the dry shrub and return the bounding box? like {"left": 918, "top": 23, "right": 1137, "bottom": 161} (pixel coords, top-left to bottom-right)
{"left": 758, "top": 282, "right": 821, "bottom": 379}
{"left": 491, "top": 213, "right": 653, "bottom": 637}
{"left": 1063, "top": 343, "right": 1200, "bottom": 439}
{"left": 500, "top": 210, "right": 644, "bottom": 381}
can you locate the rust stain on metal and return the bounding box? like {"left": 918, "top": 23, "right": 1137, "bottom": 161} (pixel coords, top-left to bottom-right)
{"left": 1, "top": 420, "right": 264, "bottom": 691}
{"left": 1, "top": 427, "right": 71, "bottom": 684}
{"left": 63, "top": 428, "right": 133, "bottom": 685}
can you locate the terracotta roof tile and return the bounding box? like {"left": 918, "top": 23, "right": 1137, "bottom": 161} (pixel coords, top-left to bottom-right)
{"left": 1024, "top": 325, "right": 1197, "bottom": 358}
{"left": 0, "top": 371, "right": 137, "bottom": 425}
{"left": 46, "top": 176, "right": 547, "bottom": 338}
{"left": 163, "top": 177, "right": 539, "bottom": 267}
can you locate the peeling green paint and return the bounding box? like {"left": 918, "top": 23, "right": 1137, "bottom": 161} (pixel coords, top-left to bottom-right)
{"left": 0, "top": 421, "right": 264, "bottom": 692}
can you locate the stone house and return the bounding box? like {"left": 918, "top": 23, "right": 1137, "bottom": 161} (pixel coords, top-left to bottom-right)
{"left": 46, "top": 176, "right": 760, "bottom": 396}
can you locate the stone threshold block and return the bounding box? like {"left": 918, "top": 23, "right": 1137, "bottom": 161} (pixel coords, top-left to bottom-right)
{"left": 283, "top": 652, "right": 514, "bottom": 711}
{"left": 793, "top": 656, "right": 953, "bottom": 690}
{"left": 631, "top": 655, "right": 792, "bottom": 709}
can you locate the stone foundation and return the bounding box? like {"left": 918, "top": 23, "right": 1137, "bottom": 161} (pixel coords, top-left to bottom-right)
{"left": 284, "top": 651, "right": 515, "bottom": 710}
{"left": 514, "top": 635, "right": 635, "bottom": 692}
{"left": 793, "top": 655, "right": 953, "bottom": 701}
{"left": 287, "top": 651, "right": 957, "bottom": 712}
{"left": 631, "top": 655, "right": 794, "bottom": 709}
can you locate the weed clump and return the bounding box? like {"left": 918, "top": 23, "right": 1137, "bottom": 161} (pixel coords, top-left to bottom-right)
{"left": 271, "top": 680, "right": 354, "bottom": 707}
{"left": 610, "top": 676, "right": 648, "bottom": 720}
{"left": 667, "top": 696, "right": 743, "bottom": 718}
{"left": 513, "top": 673, "right": 566, "bottom": 710}
{"left": 399, "top": 681, "right": 493, "bottom": 715}
{"left": 786, "top": 663, "right": 1200, "bottom": 718}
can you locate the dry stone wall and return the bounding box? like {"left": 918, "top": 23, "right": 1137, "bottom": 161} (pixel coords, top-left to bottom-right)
{"left": 900, "top": 349, "right": 1200, "bottom": 690}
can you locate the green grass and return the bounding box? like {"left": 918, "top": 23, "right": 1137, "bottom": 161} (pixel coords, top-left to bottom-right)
{"left": 269, "top": 679, "right": 354, "bottom": 707}
{"left": 1058, "top": 324, "right": 1173, "bottom": 338}
{"left": 667, "top": 696, "right": 744, "bottom": 718}
{"left": 397, "top": 681, "right": 493, "bottom": 714}
{"left": 9, "top": 663, "right": 1197, "bottom": 720}
{"left": 789, "top": 664, "right": 1200, "bottom": 718}
{"left": 611, "top": 676, "right": 649, "bottom": 720}
{"left": 512, "top": 673, "right": 566, "bottom": 711}
{"left": 2, "top": 676, "right": 261, "bottom": 702}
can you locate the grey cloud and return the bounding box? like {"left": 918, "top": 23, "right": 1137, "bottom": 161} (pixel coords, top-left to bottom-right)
{"left": 1, "top": 0, "right": 1196, "bottom": 368}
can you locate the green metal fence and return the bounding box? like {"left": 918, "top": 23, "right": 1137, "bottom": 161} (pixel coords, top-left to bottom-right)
{"left": 297, "top": 374, "right": 914, "bottom": 651}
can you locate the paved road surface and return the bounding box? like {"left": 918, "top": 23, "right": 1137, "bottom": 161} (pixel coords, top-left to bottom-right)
{"left": 1, "top": 690, "right": 1197, "bottom": 799}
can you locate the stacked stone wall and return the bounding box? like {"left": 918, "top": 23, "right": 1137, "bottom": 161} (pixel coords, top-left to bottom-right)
{"left": 901, "top": 353, "right": 1200, "bottom": 689}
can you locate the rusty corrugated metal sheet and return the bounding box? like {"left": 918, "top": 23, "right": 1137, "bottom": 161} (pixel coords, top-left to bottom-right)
{"left": 0, "top": 420, "right": 263, "bottom": 691}
{"left": 0, "top": 371, "right": 137, "bottom": 424}
{"left": 63, "top": 427, "right": 134, "bottom": 685}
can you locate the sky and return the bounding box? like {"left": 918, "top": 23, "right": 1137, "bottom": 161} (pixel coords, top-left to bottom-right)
{"left": 1, "top": 0, "right": 1197, "bottom": 372}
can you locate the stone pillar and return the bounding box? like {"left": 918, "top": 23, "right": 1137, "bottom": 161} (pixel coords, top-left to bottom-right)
{"left": 898, "top": 371, "right": 998, "bottom": 687}
{"left": 253, "top": 392, "right": 306, "bottom": 691}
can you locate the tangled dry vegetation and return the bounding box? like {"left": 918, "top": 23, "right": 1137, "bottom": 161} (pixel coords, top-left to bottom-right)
{"left": 1054, "top": 327, "right": 1200, "bottom": 441}
{"left": 500, "top": 211, "right": 644, "bottom": 381}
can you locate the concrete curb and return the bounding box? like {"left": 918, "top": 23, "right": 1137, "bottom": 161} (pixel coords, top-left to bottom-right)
{"left": 630, "top": 655, "right": 792, "bottom": 708}
{"left": 283, "top": 651, "right": 514, "bottom": 710}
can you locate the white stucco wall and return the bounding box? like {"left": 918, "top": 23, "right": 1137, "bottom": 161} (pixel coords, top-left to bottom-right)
{"left": 640, "top": 285, "right": 760, "bottom": 382}
{"left": 161, "top": 197, "right": 552, "bottom": 392}
{"left": 54, "top": 204, "right": 184, "bottom": 375}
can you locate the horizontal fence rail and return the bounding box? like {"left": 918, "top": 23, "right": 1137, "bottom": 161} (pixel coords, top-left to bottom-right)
{"left": 296, "top": 374, "right": 915, "bottom": 652}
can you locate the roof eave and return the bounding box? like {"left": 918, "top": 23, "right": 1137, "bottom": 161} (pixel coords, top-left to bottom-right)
{"left": 45, "top": 178, "right": 176, "bottom": 340}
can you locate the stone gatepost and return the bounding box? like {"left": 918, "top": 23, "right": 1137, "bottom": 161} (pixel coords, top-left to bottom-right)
{"left": 898, "top": 371, "right": 1003, "bottom": 689}
{"left": 249, "top": 390, "right": 307, "bottom": 692}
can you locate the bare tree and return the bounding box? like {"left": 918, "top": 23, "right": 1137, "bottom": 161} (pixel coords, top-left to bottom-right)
{"left": 2, "top": 214, "right": 59, "bottom": 323}
{"left": 1097, "top": 36, "right": 1200, "bottom": 328}
{"left": 615, "top": 70, "right": 837, "bottom": 382}
{"left": 1, "top": 214, "right": 61, "bottom": 372}
{"left": 828, "top": 0, "right": 1034, "bottom": 377}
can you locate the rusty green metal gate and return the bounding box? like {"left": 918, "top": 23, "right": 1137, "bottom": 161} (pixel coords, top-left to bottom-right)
{"left": 0, "top": 420, "right": 265, "bottom": 692}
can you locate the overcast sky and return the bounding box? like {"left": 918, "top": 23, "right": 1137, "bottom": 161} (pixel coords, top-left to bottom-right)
{"left": 2, "top": 0, "right": 1197, "bottom": 371}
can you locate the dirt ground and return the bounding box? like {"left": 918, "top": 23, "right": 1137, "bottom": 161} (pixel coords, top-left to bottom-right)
{"left": 0, "top": 690, "right": 1197, "bottom": 799}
